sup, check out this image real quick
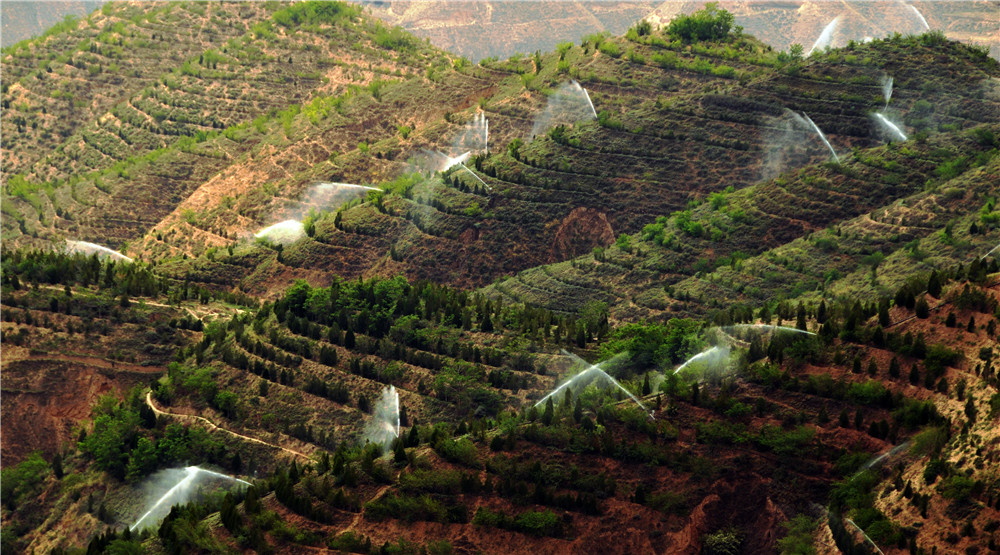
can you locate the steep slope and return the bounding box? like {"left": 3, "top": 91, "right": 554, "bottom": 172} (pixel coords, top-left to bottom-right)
{"left": 482, "top": 124, "right": 1000, "bottom": 321}
{"left": 142, "top": 32, "right": 998, "bottom": 297}
{"left": 1, "top": 1, "right": 273, "bottom": 177}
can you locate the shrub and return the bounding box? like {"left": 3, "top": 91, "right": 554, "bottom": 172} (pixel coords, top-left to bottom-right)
{"left": 666, "top": 3, "right": 735, "bottom": 43}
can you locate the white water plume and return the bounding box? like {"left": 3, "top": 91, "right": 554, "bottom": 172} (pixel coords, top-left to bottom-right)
{"left": 881, "top": 75, "right": 893, "bottom": 109}
{"left": 255, "top": 220, "right": 305, "bottom": 246}
{"left": 981, "top": 242, "right": 1000, "bottom": 260}
{"left": 530, "top": 80, "right": 598, "bottom": 137}
{"left": 800, "top": 113, "right": 840, "bottom": 162}
{"left": 413, "top": 112, "right": 488, "bottom": 175}
{"left": 673, "top": 345, "right": 730, "bottom": 374}
{"left": 537, "top": 350, "right": 651, "bottom": 417}
{"left": 846, "top": 518, "right": 886, "bottom": 555}
{"left": 65, "top": 240, "right": 133, "bottom": 263}
{"left": 808, "top": 16, "right": 840, "bottom": 55}
{"left": 874, "top": 113, "right": 908, "bottom": 142}
{"left": 277, "top": 182, "right": 378, "bottom": 222}
{"left": 861, "top": 441, "right": 911, "bottom": 471}
{"left": 721, "top": 323, "right": 816, "bottom": 336}
{"left": 452, "top": 112, "right": 489, "bottom": 154}
{"left": 131, "top": 466, "right": 249, "bottom": 531}
{"left": 413, "top": 150, "right": 470, "bottom": 175}
{"left": 906, "top": 3, "right": 930, "bottom": 31}
{"left": 365, "top": 385, "right": 400, "bottom": 450}
{"left": 761, "top": 110, "right": 843, "bottom": 181}
{"left": 457, "top": 162, "right": 492, "bottom": 191}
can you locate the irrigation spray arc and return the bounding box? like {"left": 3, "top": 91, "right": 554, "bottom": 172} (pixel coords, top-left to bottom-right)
{"left": 254, "top": 182, "right": 378, "bottom": 246}
{"left": 535, "top": 350, "right": 652, "bottom": 418}
{"left": 365, "top": 385, "right": 401, "bottom": 450}
{"left": 530, "top": 80, "right": 598, "bottom": 137}
{"left": 130, "top": 466, "right": 250, "bottom": 531}
{"left": 799, "top": 113, "right": 840, "bottom": 162}
{"left": 874, "top": 113, "right": 908, "bottom": 142}
{"left": 65, "top": 240, "right": 134, "bottom": 263}
{"left": 809, "top": 17, "right": 840, "bottom": 55}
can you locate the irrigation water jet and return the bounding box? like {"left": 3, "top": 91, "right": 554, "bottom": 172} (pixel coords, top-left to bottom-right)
{"left": 906, "top": 3, "right": 930, "bottom": 30}
{"left": 254, "top": 220, "right": 305, "bottom": 246}
{"left": 458, "top": 162, "right": 492, "bottom": 191}
{"left": 131, "top": 466, "right": 249, "bottom": 531}
{"left": 530, "top": 80, "right": 598, "bottom": 136}
{"left": 673, "top": 346, "right": 730, "bottom": 374}
{"left": 65, "top": 240, "right": 133, "bottom": 263}
{"left": 452, "top": 112, "right": 489, "bottom": 153}
{"left": 364, "top": 385, "right": 400, "bottom": 450}
{"left": 721, "top": 323, "right": 816, "bottom": 336}
{"left": 861, "top": 441, "right": 911, "bottom": 471}
{"left": 574, "top": 80, "right": 598, "bottom": 119}
{"left": 441, "top": 151, "right": 471, "bottom": 172}
{"left": 846, "top": 518, "right": 885, "bottom": 555}
{"left": 809, "top": 17, "right": 840, "bottom": 55}
{"left": 874, "top": 113, "right": 908, "bottom": 142}
{"left": 881, "top": 75, "right": 893, "bottom": 109}
{"left": 981, "top": 242, "right": 1000, "bottom": 260}
{"left": 537, "top": 351, "right": 652, "bottom": 418}
{"left": 800, "top": 113, "right": 840, "bottom": 162}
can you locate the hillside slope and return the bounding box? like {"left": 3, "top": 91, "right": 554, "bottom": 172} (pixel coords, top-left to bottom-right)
{"left": 142, "top": 32, "right": 999, "bottom": 297}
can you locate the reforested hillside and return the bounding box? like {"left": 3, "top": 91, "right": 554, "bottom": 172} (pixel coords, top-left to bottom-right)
{"left": 1, "top": 4, "right": 998, "bottom": 555}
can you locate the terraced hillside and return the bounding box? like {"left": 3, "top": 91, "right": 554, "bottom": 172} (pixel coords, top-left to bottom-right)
{"left": 3, "top": 6, "right": 1000, "bottom": 555}
{"left": 2, "top": 2, "right": 272, "bottom": 177}
{"left": 7, "top": 248, "right": 996, "bottom": 554}
{"left": 483, "top": 123, "right": 1000, "bottom": 321}
{"left": 137, "top": 31, "right": 1000, "bottom": 297}
{"left": 1, "top": 0, "right": 456, "bottom": 247}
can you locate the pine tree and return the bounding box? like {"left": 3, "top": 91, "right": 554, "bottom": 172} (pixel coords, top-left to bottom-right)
{"left": 878, "top": 300, "right": 890, "bottom": 327}
{"left": 889, "top": 358, "right": 901, "bottom": 379}
{"left": 927, "top": 270, "right": 942, "bottom": 297}
{"left": 52, "top": 452, "right": 64, "bottom": 479}
{"left": 915, "top": 296, "right": 930, "bottom": 318}
{"left": 542, "top": 398, "right": 554, "bottom": 425}
{"left": 818, "top": 405, "right": 829, "bottom": 425}
{"left": 965, "top": 396, "right": 977, "bottom": 422}
{"left": 642, "top": 374, "right": 651, "bottom": 395}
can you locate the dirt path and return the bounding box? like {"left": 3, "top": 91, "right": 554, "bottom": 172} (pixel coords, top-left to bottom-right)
{"left": 7, "top": 353, "right": 164, "bottom": 374}
{"left": 145, "top": 391, "right": 312, "bottom": 461}
{"left": 36, "top": 284, "right": 245, "bottom": 320}
{"left": 343, "top": 484, "right": 392, "bottom": 534}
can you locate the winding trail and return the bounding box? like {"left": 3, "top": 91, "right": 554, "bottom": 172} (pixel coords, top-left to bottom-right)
{"left": 145, "top": 391, "right": 312, "bottom": 461}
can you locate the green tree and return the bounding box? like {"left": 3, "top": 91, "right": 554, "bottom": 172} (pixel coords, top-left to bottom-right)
{"left": 666, "top": 2, "right": 735, "bottom": 42}
{"left": 126, "top": 437, "right": 158, "bottom": 482}
{"left": 777, "top": 515, "right": 816, "bottom": 554}
{"left": 80, "top": 399, "right": 141, "bottom": 479}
